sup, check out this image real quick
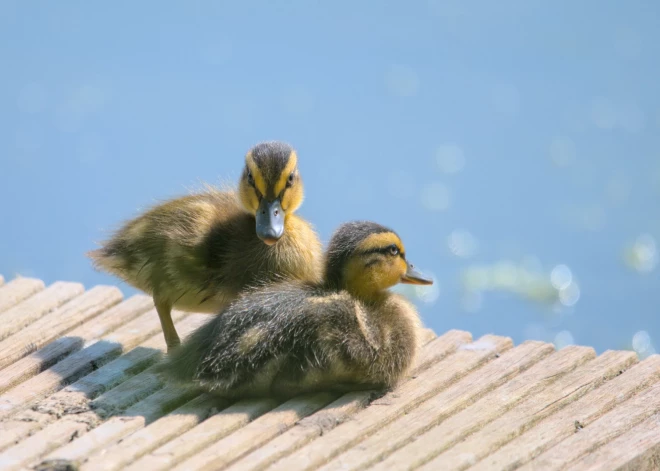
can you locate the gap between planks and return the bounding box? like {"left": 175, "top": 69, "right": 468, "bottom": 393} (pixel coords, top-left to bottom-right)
{"left": 328, "top": 343, "right": 590, "bottom": 471}
{"left": 466, "top": 354, "right": 660, "bottom": 471}
{"left": 267, "top": 335, "right": 513, "bottom": 471}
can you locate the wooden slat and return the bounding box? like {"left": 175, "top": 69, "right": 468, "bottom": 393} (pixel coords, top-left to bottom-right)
{"left": 81, "top": 395, "right": 219, "bottom": 471}
{"left": 469, "top": 354, "right": 660, "bottom": 471}
{"left": 350, "top": 345, "right": 592, "bottom": 471}
{"left": 268, "top": 335, "right": 513, "bottom": 471}
{"left": 413, "top": 330, "right": 472, "bottom": 373}
{"left": 0, "top": 315, "right": 208, "bottom": 468}
{"left": 0, "top": 282, "right": 84, "bottom": 341}
{"left": 419, "top": 349, "right": 639, "bottom": 471}
{"left": 0, "top": 295, "right": 154, "bottom": 393}
{"left": 0, "top": 311, "right": 195, "bottom": 452}
{"left": 0, "top": 277, "right": 45, "bottom": 313}
{"left": 0, "top": 409, "right": 54, "bottom": 454}
{"left": 40, "top": 385, "right": 201, "bottom": 466}
{"left": 519, "top": 381, "right": 660, "bottom": 470}
{"left": 226, "top": 330, "right": 472, "bottom": 471}
{"left": 173, "top": 392, "right": 339, "bottom": 471}
{"left": 321, "top": 341, "right": 557, "bottom": 471}
{"left": 124, "top": 399, "right": 278, "bottom": 471}
{"left": 0, "top": 305, "right": 170, "bottom": 419}
{"left": 0, "top": 286, "right": 122, "bottom": 370}
{"left": 0, "top": 413, "right": 94, "bottom": 471}
{"left": 568, "top": 413, "right": 660, "bottom": 471}
{"left": 122, "top": 332, "right": 469, "bottom": 469}
{"left": 6, "top": 384, "right": 199, "bottom": 471}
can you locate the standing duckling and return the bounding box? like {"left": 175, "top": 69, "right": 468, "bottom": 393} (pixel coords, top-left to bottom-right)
{"left": 160, "top": 221, "right": 434, "bottom": 399}
{"left": 88, "top": 141, "right": 323, "bottom": 351}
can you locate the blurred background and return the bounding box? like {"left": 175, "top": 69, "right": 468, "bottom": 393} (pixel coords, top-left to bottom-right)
{"left": 1, "top": 1, "right": 658, "bottom": 356}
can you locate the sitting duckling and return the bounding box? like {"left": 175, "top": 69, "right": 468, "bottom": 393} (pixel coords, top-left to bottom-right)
{"left": 160, "top": 221, "right": 434, "bottom": 399}
{"left": 88, "top": 141, "right": 323, "bottom": 351}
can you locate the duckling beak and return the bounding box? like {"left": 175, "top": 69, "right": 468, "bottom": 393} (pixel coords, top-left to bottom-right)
{"left": 401, "top": 262, "right": 434, "bottom": 285}
{"left": 256, "top": 198, "right": 285, "bottom": 245}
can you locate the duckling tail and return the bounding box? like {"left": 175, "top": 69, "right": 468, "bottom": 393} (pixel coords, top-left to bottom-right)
{"left": 87, "top": 245, "right": 126, "bottom": 274}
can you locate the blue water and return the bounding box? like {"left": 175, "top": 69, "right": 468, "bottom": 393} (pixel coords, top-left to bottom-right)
{"left": 1, "top": 1, "right": 658, "bottom": 355}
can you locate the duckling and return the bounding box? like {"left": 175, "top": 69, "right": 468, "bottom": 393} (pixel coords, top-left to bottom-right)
{"left": 88, "top": 141, "right": 323, "bottom": 351}
{"left": 160, "top": 220, "right": 434, "bottom": 399}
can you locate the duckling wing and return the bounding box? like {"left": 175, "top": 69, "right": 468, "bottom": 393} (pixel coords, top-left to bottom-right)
{"left": 162, "top": 284, "right": 383, "bottom": 398}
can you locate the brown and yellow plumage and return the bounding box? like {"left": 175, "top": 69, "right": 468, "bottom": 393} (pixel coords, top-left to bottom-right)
{"left": 88, "top": 142, "right": 323, "bottom": 351}
{"left": 160, "top": 221, "right": 434, "bottom": 399}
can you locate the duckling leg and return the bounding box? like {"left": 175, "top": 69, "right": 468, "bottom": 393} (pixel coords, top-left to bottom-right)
{"left": 154, "top": 299, "right": 180, "bottom": 351}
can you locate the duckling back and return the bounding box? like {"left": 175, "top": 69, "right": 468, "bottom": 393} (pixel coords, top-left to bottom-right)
{"left": 161, "top": 283, "right": 422, "bottom": 399}
{"left": 89, "top": 187, "right": 323, "bottom": 314}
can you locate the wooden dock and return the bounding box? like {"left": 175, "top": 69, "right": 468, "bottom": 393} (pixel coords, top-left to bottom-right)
{"left": 0, "top": 274, "right": 659, "bottom": 470}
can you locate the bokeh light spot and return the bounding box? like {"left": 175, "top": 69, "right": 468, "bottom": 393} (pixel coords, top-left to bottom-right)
{"left": 550, "top": 264, "right": 573, "bottom": 290}
{"left": 448, "top": 229, "right": 478, "bottom": 258}
{"left": 558, "top": 281, "right": 580, "bottom": 307}
{"left": 554, "top": 330, "right": 575, "bottom": 349}
{"left": 632, "top": 330, "right": 656, "bottom": 359}
{"left": 436, "top": 144, "right": 465, "bottom": 174}
{"left": 624, "top": 234, "right": 658, "bottom": 273}
{"left": 420, "top": 182, "right": 450, "bottom": 211}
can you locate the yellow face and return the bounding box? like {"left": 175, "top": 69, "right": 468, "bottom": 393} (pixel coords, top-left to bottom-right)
{"left": 342, "top": 231, "right": 432, "bottom": 299}
{"left": 238, "top": 147, "right": 304, "bottom": 244}
{"left": 238, "top": 150, "right": 304, "bottom": 213}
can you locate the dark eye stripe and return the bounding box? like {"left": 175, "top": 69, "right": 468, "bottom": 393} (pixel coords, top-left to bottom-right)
{"left": 359, "top": 246, "right": 405, "bottom": 258}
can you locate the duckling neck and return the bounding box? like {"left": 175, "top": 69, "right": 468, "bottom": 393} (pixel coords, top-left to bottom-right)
{"left": 343, "top": 285, "right": 389, "bottom": 305}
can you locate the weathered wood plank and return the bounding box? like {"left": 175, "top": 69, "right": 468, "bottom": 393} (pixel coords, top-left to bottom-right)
{"left": 469, "top": 354, "right": 660, "bottom": 471}
{"left": 0, "top": 312, "right": 198, "bottom": 451}
{"left": 124, "top": 399, "right": 277, "bottom": 471}
{"left": 568, "top": 413, "right": 660, "bottom": 471}
{"left": 0, "top": 286, "right": 122, "bottom": 370}
{"left": 40, "top": 384, "right": 201, "bottom": 466}
{"left": 0, "top": 413, "right": 93, "bottom": 471}
{"left": 173, "top": 392, "right": 339, "bottom": 471}
{"left": 322, "top": 341, "right": 558, "bottom": 471}
{"left": 0, "top": 277, "right": 45, "bottom": 314}
{"left": 2, "top": 315, "right": 208, "bottom": 468}
{"left": 0, "top": 295, "right": 154, "bottom": 394}
{"left": 413, "top": 329, "right": 472, "bottom": 373}
{"left": 81, "top": 395, "right": 219, "bottom": 471}
{"left": 357, "top": 345, "right": 593, "bottom": 471}
{"left": 0, "top": 301, "right": 163, "bottom": 420}
{"left": 268, "top": 335, "right": 512, "bottom": 471}
{"left": 0, "top": 282, "right": 84, "bottom": 341}
{"left": 418, "top": 349, "right": 639, "bottom": 471}
{"left": 519, "top": 381, "right": 660, "bottom": 470}
{"left": 225, "top": 330, "right": 472, "bottom": 471}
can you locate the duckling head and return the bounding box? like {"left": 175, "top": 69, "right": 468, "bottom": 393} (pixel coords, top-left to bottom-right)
{"left": 238, "top": 141, "right": 304, "bottom": 245}
{"left": 324, "top": 221, "right": 433, "bottom": 301}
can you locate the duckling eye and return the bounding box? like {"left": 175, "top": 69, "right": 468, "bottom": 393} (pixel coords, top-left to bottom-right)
{"left": 388, "top": 245, "right": 399, "bottom": 256}
{"left": 286, "top": 172, "right": 295, "bottom": 187}
{"left": 246, "top": 171, "right": 255, "bottom": 186}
